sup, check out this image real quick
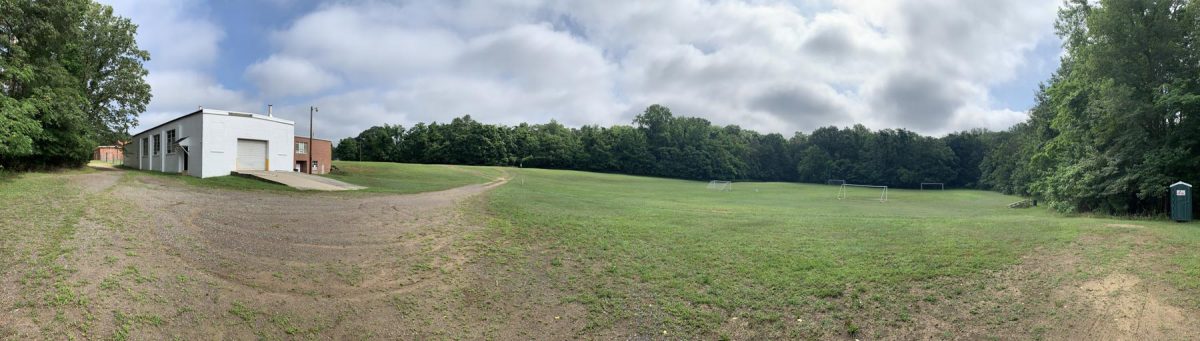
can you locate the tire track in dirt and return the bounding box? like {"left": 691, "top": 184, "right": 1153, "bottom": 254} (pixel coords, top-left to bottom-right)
{"left": 120, "top": 173, "right": 509, "bottom": 299}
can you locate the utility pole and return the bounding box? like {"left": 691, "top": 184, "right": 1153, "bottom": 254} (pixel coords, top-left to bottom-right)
{"left": 309, "top": 106, "right": 317, "bottom": 174}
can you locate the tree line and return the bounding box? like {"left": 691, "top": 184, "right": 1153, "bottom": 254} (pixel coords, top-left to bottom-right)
{"left": 0, "top": 0, "right": 150, "bottom": 170}
{"left": 334, "top": 105, "right": 988, "bottom": 189}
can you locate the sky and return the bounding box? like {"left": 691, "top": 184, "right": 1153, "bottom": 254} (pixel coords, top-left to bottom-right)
{"left": 102, "top": 0, "right": 1064, "bottom": 141}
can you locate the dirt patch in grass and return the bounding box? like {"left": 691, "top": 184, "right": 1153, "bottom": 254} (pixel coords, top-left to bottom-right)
{"left": 1104, "top": 223, "right": 1146, "bottom": 228}
{"left": 893, "top": 227, "right": 1200, "bottom": 340}
{"left": 112, "top": 173, "right": 518, "bottom": 338}
{"left": 1068, "top": 273, "right": 1191, "bottom": 339}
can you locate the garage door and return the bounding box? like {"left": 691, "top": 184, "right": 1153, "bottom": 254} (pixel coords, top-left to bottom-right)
{"left": 236, "top": 139, "right": 268, "bottom": 171}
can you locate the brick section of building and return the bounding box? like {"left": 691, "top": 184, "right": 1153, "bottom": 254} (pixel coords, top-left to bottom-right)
{"left": 294, "top": 136, "right": 332, "bottom": 174}
{"left": 93, "top": 145, "right": 124, "bottom": 163}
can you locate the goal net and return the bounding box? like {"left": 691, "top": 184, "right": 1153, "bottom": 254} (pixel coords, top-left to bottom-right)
{"left": 707, "top": 180, "right": 732, "bottom": 191}
{"left": 837, "top": 184, "right": 888, "bottom": 202}
{"left": 827, "top": 179, "right": 846, "bottom": 186}
{"left": 920, "top": 182, "right": 945, "bottom": 190}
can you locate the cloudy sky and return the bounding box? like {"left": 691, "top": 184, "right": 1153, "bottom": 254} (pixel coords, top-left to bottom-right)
{"left": 102, "top": 0, "right": 1063, "bottom": 141}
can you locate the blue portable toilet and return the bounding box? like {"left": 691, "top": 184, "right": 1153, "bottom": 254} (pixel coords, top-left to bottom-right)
{"left": 1170, "top": 181, "right": 1192, "bottom": 222}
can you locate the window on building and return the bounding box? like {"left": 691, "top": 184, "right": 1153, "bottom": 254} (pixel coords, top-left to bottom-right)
{"left": 296, "top": 142, "right": 308, "bottom": 154}
{"left": 153, "top": 134, "right": 161, "bottom": 155}
{"left": 142, "top": 138, "right": 149, "bottom": 155}
{"left": 166, "top": 130, "right": 176, "bottom": 154}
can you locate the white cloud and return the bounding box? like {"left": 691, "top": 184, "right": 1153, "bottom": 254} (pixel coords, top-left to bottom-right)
{"left": 145, "top": 71, "right": 256, "bottom": 114}
{"left": 246, "top": 56, "right": 341, "bottom": 98}
{"left": 101, "top": 0, "right": 255, "bottom": 132}
{"left": 270, "top": 4, "right": 465, "bottom": 81}
{"left": 103, "top": 0, "right": 224, "bottom": 70}
{"left": 110, "top": 0, "right": 1063, "bottom": 139}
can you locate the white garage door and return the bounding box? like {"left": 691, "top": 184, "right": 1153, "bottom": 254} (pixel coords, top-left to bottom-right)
{"left": 236, "top": 139, "right": 268, "bottom": 171}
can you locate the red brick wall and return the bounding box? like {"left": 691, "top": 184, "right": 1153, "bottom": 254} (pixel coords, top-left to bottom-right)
{"left": 294, "top": 137, "right": 332, "bottom": 174}
{"left": 93, "top": 146, "right": 124, "bottom": 162}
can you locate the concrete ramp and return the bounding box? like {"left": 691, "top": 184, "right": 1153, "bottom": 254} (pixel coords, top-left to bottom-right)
{"left": 234, "top": 171, "right": 366, "bottom": 191}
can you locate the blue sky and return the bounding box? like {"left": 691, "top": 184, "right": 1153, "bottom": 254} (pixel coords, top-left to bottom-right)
{"left": 104, "top": 0, "right": 1065, "bottom": 141}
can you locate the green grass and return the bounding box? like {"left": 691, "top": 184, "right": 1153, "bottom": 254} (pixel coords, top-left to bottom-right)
{"left": 326, "top": 161, "right": 503, "bottom": 194}
{"left": 474, "top": 167, "right": 1200, "bottom": 338}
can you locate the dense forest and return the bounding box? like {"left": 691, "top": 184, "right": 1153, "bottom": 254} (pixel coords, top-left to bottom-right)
{"left": 337, "top": 0, "right": 1199, "bottom": 215}
{"left": 0, "top": 0, "right": 150, "bottom": 170}
{"left": 981, "top": 0, "right": 1200, "bottom": 214}
{"left": 334, "top": 106, "right": 979, "bottom": 189}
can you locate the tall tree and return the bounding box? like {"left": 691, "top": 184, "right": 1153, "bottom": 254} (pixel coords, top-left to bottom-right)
{"left": 981, "top": 0, "right": 1199, "bottom": 214}
{"left": 0, "top": 0, "right": 150, "bottom": 169}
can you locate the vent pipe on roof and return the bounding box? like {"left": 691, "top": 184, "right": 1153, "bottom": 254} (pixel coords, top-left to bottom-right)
{"left": 268, "top": 104, "right": 273, "bottom": 117}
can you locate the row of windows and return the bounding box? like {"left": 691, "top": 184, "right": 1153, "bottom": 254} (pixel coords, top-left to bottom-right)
{"left": 141, "top": 129, "right": 176, "bottom": 156}
{"left": 141, "top": 132, "right": 315, "bottom": 156}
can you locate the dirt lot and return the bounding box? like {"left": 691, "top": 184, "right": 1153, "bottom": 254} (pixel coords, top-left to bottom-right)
{"left": 1, "top": 168, "right": 586, "bottom": 339}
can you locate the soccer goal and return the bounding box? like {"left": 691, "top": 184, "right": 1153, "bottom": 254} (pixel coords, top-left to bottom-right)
{"left": 707, "top": 180, "right": 732, "bottom": 192}
{"left": 837, "top": 184, "right": 888, "bottom": 202}
{"left": 920, "top": 182, "right": 945, "bottom": 190}
{"left": 827, "top": 179, "right": 846, "bottom": 186}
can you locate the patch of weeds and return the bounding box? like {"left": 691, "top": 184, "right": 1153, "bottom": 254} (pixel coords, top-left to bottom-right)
{"left": 112, "top": 311, "right": 133, "bottom": 341}
{"left": 120, "top": 266, "right": 155, "bottom": 284}
{"left": 228, "top": 301, "right": 260, "bottom": 323}
{"left": 103, "top": 255, "right": 119, "bottom": 265}
{"left": 411, "top": 262, "right": 434, "bottom": 272}
{"left": 844, "top": 319, "right": 860, "bottom": 336}
{"left": 269, "top": 314, "right": 300, "bottom": 335}
{"left": 390, "top": 294, "right": 417, "bottom": 316}
{"left": 330, "top": 263, "right": 364, "bottom": 286}
{"left": 135, "top": 314, "right": 164, "bottom": 327}
{"left": 47, "top": 281, "right": 88, "bottom": 307}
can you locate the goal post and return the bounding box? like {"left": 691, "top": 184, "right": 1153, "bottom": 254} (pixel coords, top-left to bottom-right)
{"left": 920, "top": 182, "right": 945, "bottom": 191}
{"left": 707, "top": 180, "right": 732, "bottom": 192}
{"left": 827, "top": 179, "right": 846, "bottom": 186}
{"left": 837, "top": 184, "right": 888, "bottom": 202}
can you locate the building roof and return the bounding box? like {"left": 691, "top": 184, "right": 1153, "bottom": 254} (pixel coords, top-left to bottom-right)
{"left": 130, "top": 108, "right": 294, "bottom": 137}
{"left": 294, "top": 136, "right": 333, "bottom": 143}
{"left": 1171, "top": 181, "right": 1192, "bottom": 188}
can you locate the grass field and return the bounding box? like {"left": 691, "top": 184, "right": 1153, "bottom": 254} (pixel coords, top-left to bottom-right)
{"left": 475, "top": 168, "right": 1200, "bottom": 338}
{"left": 1, "top": 162, "right": 1197, "bottom": 339}
{"left": 326, "top": 161, "right": 506, "bottom": 193}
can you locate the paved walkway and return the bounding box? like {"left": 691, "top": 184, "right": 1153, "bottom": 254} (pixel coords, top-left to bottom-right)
{"left": 233, "top": 171, "right": 366, "bottom": 191}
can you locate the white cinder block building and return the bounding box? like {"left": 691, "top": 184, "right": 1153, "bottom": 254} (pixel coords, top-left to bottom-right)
{"left": 124, "top": 108, "right": 295, "bottom": 178}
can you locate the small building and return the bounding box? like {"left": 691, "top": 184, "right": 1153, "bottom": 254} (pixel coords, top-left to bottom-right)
{"left": 93, "top": 144, "right": 125, "bottom": 163}
{"left": 293, "top": 136, "right": 332, "bottom": 174}
{"left": 123, "top": 108, "right": 295, "bottom": 178}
